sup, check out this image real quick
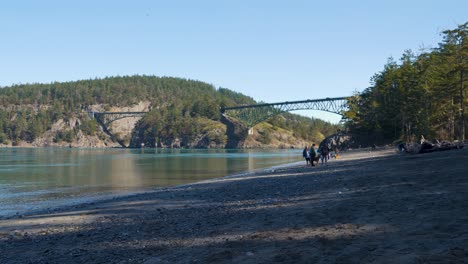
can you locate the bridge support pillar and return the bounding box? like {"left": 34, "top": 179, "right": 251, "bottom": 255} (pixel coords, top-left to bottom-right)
{"left": 248, "top": 128, "right": 254, "bottom": 135}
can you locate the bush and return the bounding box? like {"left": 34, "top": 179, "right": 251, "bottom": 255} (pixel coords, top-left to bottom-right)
{"left": 54, "top": 130, "right": 74, "bottom": 143}
{"left": 258, "top": 129, "right": 272, "bottom": 144}
{"left": 0, "top": 132, "right": 7, "bottom": 144}
{"left": 80, "top": 119, "right": 99, "bottom": 136}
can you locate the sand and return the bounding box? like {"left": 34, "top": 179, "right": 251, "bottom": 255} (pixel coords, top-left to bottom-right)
{"left": 1, "top": 147, "right": 467, "bottom": 263}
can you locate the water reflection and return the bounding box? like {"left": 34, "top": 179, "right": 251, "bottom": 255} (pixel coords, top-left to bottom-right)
{"left": 0, "top": 148, "right": 301, "bottom": 216}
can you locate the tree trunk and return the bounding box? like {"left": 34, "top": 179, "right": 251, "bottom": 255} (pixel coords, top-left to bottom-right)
{"left": 460, "top": 70, "right": 465, "bottom": 141}
{"left": 451, "top": 97, "right": 455, "bottom": 139}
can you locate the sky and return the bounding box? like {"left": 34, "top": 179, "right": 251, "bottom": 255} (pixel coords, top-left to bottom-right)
{"left": 1, "top": 0, "right": 467, "bottom": 123}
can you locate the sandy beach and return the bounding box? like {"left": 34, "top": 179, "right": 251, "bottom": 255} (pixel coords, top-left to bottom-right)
{"left": 1, "top": 147, "right": 467, "bottom": 263}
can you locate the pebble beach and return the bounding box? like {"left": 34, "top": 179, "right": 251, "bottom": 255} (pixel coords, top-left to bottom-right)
{"left": 1, "top": 147, "right": 467, "bottom": 263}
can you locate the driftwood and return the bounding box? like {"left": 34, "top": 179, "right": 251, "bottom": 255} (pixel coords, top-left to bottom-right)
{"left": 403, "top": 139, "right": 464, "bottom": 154}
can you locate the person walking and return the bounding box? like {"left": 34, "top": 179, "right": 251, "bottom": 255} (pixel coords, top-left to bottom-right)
{"left": 320, "top": 144, "right": 330, "bottom": 164}
{"left": 302, "top": 146, "right": 310, "bottom": 166}
{"left": 309, "top": 144, "right": 317, "bottom": 166}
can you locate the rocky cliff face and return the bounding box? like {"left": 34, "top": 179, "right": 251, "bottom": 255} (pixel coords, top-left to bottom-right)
{"left": 0, "top": 102, "right": 151, "bottom": 148}
{"left": 319, "top": 132, "right": 352, "bottom": 150}
{"left": 37, "top": 116, "right": 118, "bottom": 148}
{"left": 242, "top": 123, "right": 311, "bottom": 149}
{"left": 103, "top": 101, "right": 151, "bottom": 147}
{"left": 2, "top": 101, "right": 315, "bottom": 149}
{"left": 6, "top": 116, "right": 119, "bottom": 148}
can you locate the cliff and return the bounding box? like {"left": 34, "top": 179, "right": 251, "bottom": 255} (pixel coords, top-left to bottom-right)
{"left": 1, "top": 101, "right": 316, "bottom": 149}
{"left": 0, "top": 76, "right": 340, "bottom": 148}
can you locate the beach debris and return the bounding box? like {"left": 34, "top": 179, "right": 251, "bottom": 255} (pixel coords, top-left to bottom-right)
{"left": 403, "top": 138, "right": 464, "bottom": 154}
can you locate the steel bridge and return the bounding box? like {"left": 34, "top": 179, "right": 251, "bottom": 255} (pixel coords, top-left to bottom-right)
{"left": 87, "top": 96, "right": 348, "bottom": 129}
{"left": 88, "top": 111, "right": 148, "bottom": 126}
{"left": 220, "top": 97, "right": 348, "bottom": 128}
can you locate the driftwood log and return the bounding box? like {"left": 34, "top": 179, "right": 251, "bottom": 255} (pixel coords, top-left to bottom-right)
{"left": 404, "top": 139, "right": 464, "bottom": 154}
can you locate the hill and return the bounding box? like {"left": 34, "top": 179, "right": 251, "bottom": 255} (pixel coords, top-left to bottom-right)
{"left": 0, "top": 76, "right": 340, "bottom": 148}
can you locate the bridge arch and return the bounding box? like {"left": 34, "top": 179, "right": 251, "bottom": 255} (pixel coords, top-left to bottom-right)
{"left": 220, "top": 97, "right": 348, "bottom": 128}
{"left": 87, "top": 111, "right": 148, "bottom": 148}
{"left": 89, "top": 111, "right": 148, "bottom": 126}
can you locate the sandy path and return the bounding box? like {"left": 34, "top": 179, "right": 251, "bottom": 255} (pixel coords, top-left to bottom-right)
{"left": 1, "top": 147, "right": 467, "bottom": 263}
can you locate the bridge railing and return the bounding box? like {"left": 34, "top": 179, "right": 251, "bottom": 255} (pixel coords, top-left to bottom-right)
{"left": 221, "top": 97, "right": 349, "bottom": 128}
{"left": 221, "top": 97, "right": 348, "bottom": 112}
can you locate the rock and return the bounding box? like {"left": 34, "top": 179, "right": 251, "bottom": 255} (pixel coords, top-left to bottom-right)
{"left": 320, "top": 132, "right": 352, "bottom": 151}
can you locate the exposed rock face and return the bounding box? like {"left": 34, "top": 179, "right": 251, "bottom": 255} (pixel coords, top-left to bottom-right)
{"left": 128, "top": 116, "right": 228, "bottom": 149}
{"left": 106, "top": 101, "right": 151, "bottom": 147}
{"left": 220, "top": 115, "right": 315, "bottom": 149}
{"left": 18, "top": 117, "right": 118, "bottom": 148}
{"left": 242, "top": 125, "right": 310, "bottom": 149}
{"left": 221, "top": 115, "right": 248, "bottom": 149}
{"left": 49, "top": 117, "right": 116, "bottom": 148}
{"left": 2, "top": 101, "right": 321, "bottom": 149}
{"left": 108, "top": 101, "right": 151, "bottom": 146}
{"left": 1, "top": 102, "right": 152, "bottom": 148}
{"left": 319, "top": 132, "right": 352, "bottom": 151}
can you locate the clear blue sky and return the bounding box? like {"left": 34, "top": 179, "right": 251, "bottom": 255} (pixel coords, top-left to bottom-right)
{"left": 1, "top": 0, "right": 467, "bottom": 122}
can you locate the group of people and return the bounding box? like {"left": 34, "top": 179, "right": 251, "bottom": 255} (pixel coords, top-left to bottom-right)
{"left": 302, "top": 144, "right": 330, "bottom": 166}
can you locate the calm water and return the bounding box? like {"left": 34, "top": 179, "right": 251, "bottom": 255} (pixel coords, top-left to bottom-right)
{"left": 0, "top": 148, "right": 302, "bottom": 217}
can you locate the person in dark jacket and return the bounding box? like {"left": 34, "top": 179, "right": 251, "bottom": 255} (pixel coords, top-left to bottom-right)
{"left": 320, "top": 144, "right": 330, "bottom": 164}
{"left": 309, "top": 144, "right": 317, "bottom": 166}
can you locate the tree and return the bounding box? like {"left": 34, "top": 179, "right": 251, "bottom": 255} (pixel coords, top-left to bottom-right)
{"left": 344, "top": 22, "right": 467, "bottom": 144}
{"left": 440, "top": 22, "right": 468, "bottom": 141}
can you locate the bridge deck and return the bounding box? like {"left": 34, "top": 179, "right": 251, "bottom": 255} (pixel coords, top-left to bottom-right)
{"left": 221, "top": 96, "right": 348, "bottom": 128}
{"left": 221, "top": 97, "right": 348, "bottom": 112}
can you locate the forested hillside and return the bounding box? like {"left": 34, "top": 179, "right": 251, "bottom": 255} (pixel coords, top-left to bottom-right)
{"left": 344, "top": 22, "right": 467, "bottom": 146}
{"left": 0, "top": 76, "right": 340, "bottom": 148}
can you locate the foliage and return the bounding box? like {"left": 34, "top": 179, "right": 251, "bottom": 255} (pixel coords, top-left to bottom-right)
{"left": 344, "top": 22, "right": 468, "bottom": 145}
{"left": 0, "top": 75, "right": 340, "bottom": 146}
{"left": 54, "top": 130, "right": 74, "bottom": 143}
{"left": 79, "top": 119, "right": 99, "bottom": 136}
{"left": 258, "top": 129, "right": 272, "bottom": 144}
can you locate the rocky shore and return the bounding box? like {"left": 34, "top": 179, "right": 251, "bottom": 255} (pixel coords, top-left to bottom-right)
{"left": 1, "top": 147, "right": 467, "bottom": 263}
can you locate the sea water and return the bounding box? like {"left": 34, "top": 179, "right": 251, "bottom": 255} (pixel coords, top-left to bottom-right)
{"left": 0, "top": 148, "right": 301, "bottom": 217}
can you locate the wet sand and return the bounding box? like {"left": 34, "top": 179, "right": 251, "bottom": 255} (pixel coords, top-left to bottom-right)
{"left": 1, "top": 147, "right": 467, "bottom": 263}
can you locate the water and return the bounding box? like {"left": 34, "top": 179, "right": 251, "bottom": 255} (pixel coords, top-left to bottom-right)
{"left": 0, "top": 148, "right": 302, "bottom": 217}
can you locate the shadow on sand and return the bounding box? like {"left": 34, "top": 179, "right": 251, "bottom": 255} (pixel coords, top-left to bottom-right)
{"left": 1, "top": 149, "right": 468, "bottom": 263}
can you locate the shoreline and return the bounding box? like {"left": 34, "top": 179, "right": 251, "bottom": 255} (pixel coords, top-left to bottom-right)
{"left": 3, "top": 147, "right": 466, "bottom": 263}
{"left": 0, "top": 151, "right": 306, "bottom": 221}
{"left": 0, "top": 148, "right": 393, "bottom": 222}
{"left": 2, "top": 147, "right": 391, "bottom": 221}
